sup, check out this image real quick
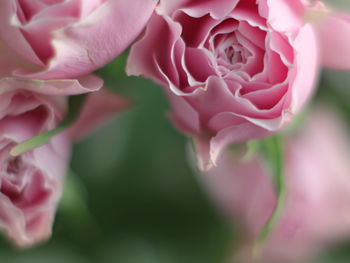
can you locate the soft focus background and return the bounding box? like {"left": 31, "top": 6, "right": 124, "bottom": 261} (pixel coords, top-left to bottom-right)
{"left": 1, "top": 1, "right": 350, "bottom": 262}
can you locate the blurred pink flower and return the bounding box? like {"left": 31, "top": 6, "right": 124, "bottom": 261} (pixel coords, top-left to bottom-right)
{"left": 0, "top": 78, "right": 127, "bottom": 247}
{"left": 199, "top": 108, "right": 350, "bottom": 263}
{"left": 0, "top": 0, "right": 157, "bottom": 79}
{"left": 127, "top": 0, "right": 321, "bottom": 170}
{"left": 307, "top": 1, "right": 350, "bottom": 70}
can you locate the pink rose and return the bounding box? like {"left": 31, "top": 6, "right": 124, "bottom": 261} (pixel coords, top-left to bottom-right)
{"left": 127, "top": 0, "right": 349, "bottom": 170}
{"left": 0, "top": 78, "right": 127, "bottom": 247}
{"left": 0, "top": 0, "right": 157, "bottom": 79}
{"left": 0, "top": 83, "right": 70, "bottom": 247}
{"left": 199, "top": 108, "right": 350, "bottom": 263}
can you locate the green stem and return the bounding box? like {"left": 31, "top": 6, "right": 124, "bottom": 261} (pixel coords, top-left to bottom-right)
{"left": 10, "top": 94, "right": 86, "bottom": 156}
{"left": 253, "top": 135, "right": 285, "bottom": 257}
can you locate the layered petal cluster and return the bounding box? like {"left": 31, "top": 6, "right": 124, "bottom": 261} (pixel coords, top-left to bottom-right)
{"left": 0, "top": 79, "right": 127, "bottom": 247}
{"left": 127, "top": 0, "right": 322, "bottom": 169}
{"left": 0, "top": 0, "right": 157, "bottom": 79}
{"left": 199, "top": 108, "right": 350, "bottom": 263}
{"left": 0, "top": 81, "right": 70, "bottom": 247}
{"left": 0, "top": 0, "right": 152, "bottom": 248}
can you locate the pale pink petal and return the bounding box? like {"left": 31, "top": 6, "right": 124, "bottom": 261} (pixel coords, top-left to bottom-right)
{"left": 69, "top": 89, "right": 129, "bottom": 140}
{"left": 313, "top": 12, "right": 350, "bottom": 70}
{"left": 290, "top": 24, "right": 319, "bottom": 112}
{"left": 0, "top": 75, "right": 103, "bottom": 95}
{"left": 17, "top": 0, "right": 157, "bottom": 79}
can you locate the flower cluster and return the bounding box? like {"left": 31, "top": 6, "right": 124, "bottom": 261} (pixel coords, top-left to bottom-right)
{"left": 126, "top": 0, "right": 350, "bottom": 261}
{"left": 0, "top": 0, "right": 156, "bottom": 247}
{"left": 2, "top": 0, "right": 350, "bottom": 262}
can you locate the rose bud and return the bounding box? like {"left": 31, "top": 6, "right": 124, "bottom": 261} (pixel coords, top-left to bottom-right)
{"left": 198, "top": 108, "right": 350, "bottom": 263}
{"left": 0, "top": 0, "right": 157, "bottom": 79}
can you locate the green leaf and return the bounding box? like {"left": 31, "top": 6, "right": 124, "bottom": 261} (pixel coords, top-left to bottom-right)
{"left": 253, "top": 135, "right": 285, "bottom": 257}
{"left": 10, "top": 94, "right": 86, "bottom": 156}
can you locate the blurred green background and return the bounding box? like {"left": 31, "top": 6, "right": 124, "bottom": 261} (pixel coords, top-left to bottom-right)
{"left": 1, "top": 1, "right": 350, "bottom": 262}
